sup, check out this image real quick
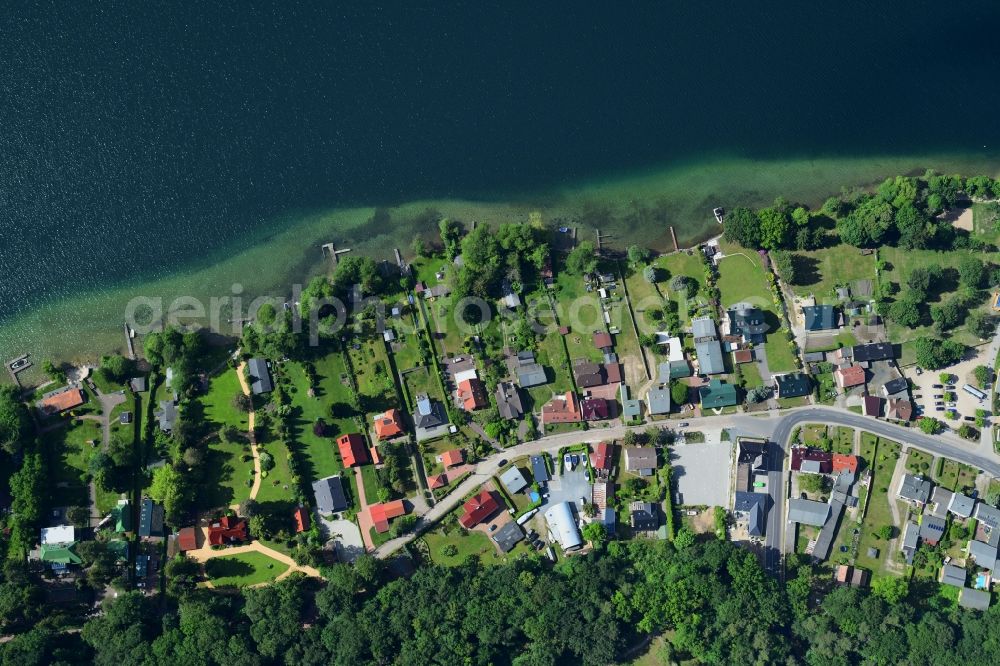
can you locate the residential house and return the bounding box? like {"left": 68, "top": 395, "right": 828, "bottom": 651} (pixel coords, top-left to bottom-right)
{"left": 700, "top": 379, "right": 738, "bottom": 410}
{"left": 370, "top": 500, "right": 407, "bottom": 533}
{"left": 208, "top": 516, "right": 248, "bottom": 546}
{"left": 941, "top": 563, "right": 967, "bottom": 587}
{"left": 733, "top": 349, "right": 754, "bottom": 364}
{"left": 499, "top": 466, "right": 530, "bottom": 494}
{"left": 733, "top": 492, "right": 769, "bottom": 537}
{"left": 974, "top": 502, "right": 1000, "bottom": 530}
{"left": 726, "top": 303, "right": 769, "bottom": 344}
{"left": 624, "top": 446, "right": 657, "bottom": 476}
{"left": 440, "top": 449, "right": 465, "bottom": 468}
{"left": 901, "top": 521, "right": 919, "bottom": 563}
{"left": 959, "top": 587, "right": 991, "bottom": 611}
{"left": 38, "top": 387, "right": 85, "bottom": 416}
{"left": 930, "top": 486, "right": 954, "bottom": 519}
{"left": 544, "top": 501, "right": 583, "bottom": 552}
{"left": 834, "top": 365, "right": 866, "bottom": 389}
{"left": 337, "top": 433, "right": 370, "bottom": 468}
{"left": 881, "top": 377, "right": 909, "bottom": 398}
{"left": 813, "top": 498, "right": 845, "bottom": 561}
{"left": 313, "top": 475, "right": 349, "bottom": 515}
{"left": 38, "top": 525, "right": 81, "bottom": 568}
{"left": 862, "top": 395, "right": 884, "bottom": 418}
{"left": 852, "top": 343, "right": 894, "bottom": 363}
{"left": 967, "top": 539, "right": 998, "bottom": 571}
{"left": 897, "top": 474, "right": 932, "bottom": 506}
{"left": 832, "top": 454, "right": 858, "bottom": 475}
{"left": 138, "top": 499, "right": 165, "bottom": 539}
{"left": 374, "top": 408, "right": 404, "bottom": 440}
{"left": 803, "top": 305, "right": 839, "bottom": 331}
{"left": 459, "top": 490, "right": 501, "bottom": 529}
{"left": 531, "top": 455, "right": 550, "bottom": 483}
{"left": 885, "top": 399, "right": 913, "bottom": 422}
{"left": 413, "top": 394, "right": 449, "bottom": 441}
{"left": 834, "top": 565, "right": 870, "bottom": 588}
{"left": 495, "top": 382, "right": 524, "bottom": 420}
{"left": 788, "top": 498, "right": 830, "bottom": 527}
{"left": 949, "top": 492, "right": 976, "bottom": 519}
{"left": 541, "top": 392, "right": 582, "bottom": 425}
{"left": 593, "top": 331, "right": 614, "bottom": 352}
{"left": 155, "top": 400, "right": 178, "bottom": 432}
{"left": 692, "top": 317, "right": 725, "bottom": 375}
{"left": 177, "top": 527, "right": 198, "bottom": 552}
{"left": 775, "top": 373, "right": 812, "bottom": 399}
{"left": 247, "top": 358, "right": 274, "bottom": 395}
{"left": 129, "top": 377, "right": 147, "bottom": 393}
{"left": 630, "top": 502, "right": 659, "bottom": 532}
{"left": 572, "top": 359, "right": 621, "bottom": 388}
{"left": 456, "top": 378, "right": 488, "bottom": 411}
{"left": 666, "top": 359, "right": 692, "bottom": 379}
{"left": 581, "top": 397, "right": 611, "bottom": 421}
{"left": 514, "top": 351, "right": 548, "bottom": 388}
{"left": 791, "top": 447, "right": 833, "bottom": 474}
{"left": 620, "top": 384, "right": 641, "bottom": 421}
{"left": 919, "top": 515, "right": 946, "bottom": 546}
{"left": 590, "top": 442, "right": 615, "bottom": 471}
{"left": 500, "top": 280, "right": 521, "bottom": 309}
{"left": 293, "top": 506, "right": 310, "bottom": 533}
{"left": 646, "top": 386, "right": 671, "bottom": 415}
{"left": 492, "top": 521, "right": 525, "bottom": 553}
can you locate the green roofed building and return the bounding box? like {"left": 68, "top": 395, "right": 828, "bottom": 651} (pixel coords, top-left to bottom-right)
{"left": 107, "top": 539, "right": 130, "bottom": 562}
{"left": 113, "top": 501, "right": 132, "bottom": 533}
{"left": 700, "top": 379, "right": 739, "bottom": 410}
{"left": 40, "top": 543, "right": 82, "bottom": 565}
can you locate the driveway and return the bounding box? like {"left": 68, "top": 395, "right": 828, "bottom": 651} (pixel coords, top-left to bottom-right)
{"left": 316, "top": 514, "right": 365, "bottom": 562}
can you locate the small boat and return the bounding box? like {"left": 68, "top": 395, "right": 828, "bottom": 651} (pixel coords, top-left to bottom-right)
{"left": 713, "top": 207, "right": 725, "bottom": 224}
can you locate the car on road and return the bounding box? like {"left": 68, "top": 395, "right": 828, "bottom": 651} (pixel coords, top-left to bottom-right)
{"left": 678, "top": 422, "right": 689, "bottom": 427}
{"left": 497, "top": 459, "right": 508, "bottom": 468}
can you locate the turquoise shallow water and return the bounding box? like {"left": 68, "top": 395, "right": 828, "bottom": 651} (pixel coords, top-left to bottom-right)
{"left": 2, "top": 3, "right": 1000, "bottom": 368}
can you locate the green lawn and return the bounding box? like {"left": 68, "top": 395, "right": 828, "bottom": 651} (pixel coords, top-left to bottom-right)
{"left": 800, "top": 424, "right": 827, "bottom": 447}
{"left": 423, "top": 528, "right": 499, "bottom": 566}
{"left": 905, "top": 448, "right": 933, "bottom": 475}
{"left": 739, "top": 360, "right": 764, "bottom": 389}
{"left": 42, "top": 419, "right": 103, "bottom": 509}
{"left": 359, "top": 464, "right": 383, "bottom": 502}
{"left": 283, "top": 358, "right": 353, "bottom": 482}
{"left": 764, "top": 334, "right": 799, "bottom": 373}
{"left": 197, "top": 435, "right": 253, "bottom": 511}
{"left": 854, "top": 437, "right": 902, "bottom": 576}
{"left": 204, "top": 551, "right": 289, "bottom": 587}
{"left": 254, "top": 440, "right": 297, "bottom": 504}
{"left": 788, "top": 243, "right": 877, "bottom": 303}
{"left": 936, "top": 458, "right": 978, "bottom": 494}
{"left": 832, "top": 427, "right": 854, "bottom": 455}
{"left": 199, "top": 368, "right": 250, "bottom": 431}
{"left": 553, "top": 270, "right": 604, "bottom": 363}
{"left": 628, "top": 251, "right": 712, "bottom": 329}
{"left": 347, "top": 337, "right": 398, "bottom": 419}
{"left": 716, "top": 244, "right": 773, "bottom": 306}
{"left": 402, "top": 366, "right": 444, "bottom": 410}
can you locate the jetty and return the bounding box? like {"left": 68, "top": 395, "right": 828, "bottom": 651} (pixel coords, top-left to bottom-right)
{"left": 321, "top": 242, "right": 352, "bottom": 266}
{"left": 596, "top": 228, "right": 613, "bottom": 253}
{"left": 6, "top": 353, "right": 31, "bottom": 387}
{"left": 124, "top": 323, "right": 136, "bottom": 360}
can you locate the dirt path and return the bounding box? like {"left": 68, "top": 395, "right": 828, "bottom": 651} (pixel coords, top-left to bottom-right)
{"left": 353, "top": 466, "right": 376, "bottom": 551}
{"left": 234, "top": 362, "right": 262, "bottom": 503}
{"left": 185, "top": 531, "right": 321, "bottom": 580}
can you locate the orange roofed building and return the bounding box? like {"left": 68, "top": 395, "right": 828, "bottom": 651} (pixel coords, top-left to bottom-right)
{"left": 293, "top": 506, "right": 310, "bottom": 533}
{"left": 832, "top": 454, "right": 858, "bottom": 476}
{"left": 457, "top": 378, "right": 488, "bottom": 411}
{"left": 369, "top": 500, "right": 407, "bottom": 533}
{"left": 834, "top": 365, "right": 866, "bottom": 389}
{"left": 39, "top": 388, "right": 85, "bottom": 415}
{"left": 208, "top": 516, "right": 248, "bottom": 546}
{"left": 541, "top": 391, "right": 582, "bottom": 425}
{"left": 337, "top": 433, "right": 370, "bottom": 468}
{"left": 459, "top": 490, "right": 501, "bottom": 529}
{"left": 374, "top": 408, "right": 404, "bottom": 440}
{"left": 441, "top": 449, "right": 465, "bottom": 468}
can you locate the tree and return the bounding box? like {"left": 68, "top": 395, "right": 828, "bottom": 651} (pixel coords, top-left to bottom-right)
{"left": 914, "top": 337, "right": 965, "bottom": 370}
{"left": 958, "top": 256, "right": 985, "bottom": 290}
{"left": 919, "top": 417, "right": 942, "bottom": 435}
{"left": 876, "top": 525, "right": 893, "bottom": 540}
{"left": 673, "top": 527, "right": 696, "bottom": 549}
{"left": 771, "top": 251, "right": 796, "bottom": 283}
{"left": 256, "top": 302, "right": 277, "bottom": 328}
{"left": 67, "top": 505, "right": 90, "bottom": 526}
{"left": 643, "top": 265, "right": 658, "bottom": 283}
{"left": 410, "top": 236, "right": 428, "bottom": 258}
{"left": 669, "top": 275, "right": 689, "bottom": 292}
{"left": 799, "top": 474, "right": 831, "bottom": 494}
{"left": 974, "top": 365, "right": 992, "bottom": 388}
{"left": 100, "top": 354, "right": 134, "bottom": 383}
{"left": 722, "top": 207, "right": 761, "bottom": 248}
{"left": 582, "top": 521, "right": 607, "bottom": 548}
{"left": 871, "top": 576, "right": 908, "bottom": 604}
{"left": 746, "top": 385, "right": 771, "bottom": 404}
{"left": 627, "top": 245, "right": 649, "bottom": 264}
{"left": 887, "top": 297, "right": 922, "bottom": 328}
{"left": 331, "top": 255, "right": 383, "bottom": 295}
{"left": 906, "top": 265, "right": 940, "bottom": 300}
{"left": 967, "top": 311, "right": 995, "bottom": 339}
{"left": 0, "top": 386, "right": 30, "bottom": 455}
{"left": 438, "top": 218, "right": 464, "bottom": 259}
{"left": 565, "top": 240, "right": 598, "bottom": 275}
{"left": 670, "top": 381, "right": 688, "bottom": 406}
{"left": 42, "top": 359, "right": 66, "bottom": 383}
{"left": 894, "top": 203, "right": 933, "bottom": 250}
{"left": 758, "top": 206, "right": 793, "bottom": 250}
{"left": 930, "top": 296, "right": 966, "bottom": 332}
{"left": 837, "top": 197, "right": 894, "bottom": 247}
{"left": 791, "top": 207, "right": 810, "bottom": 227}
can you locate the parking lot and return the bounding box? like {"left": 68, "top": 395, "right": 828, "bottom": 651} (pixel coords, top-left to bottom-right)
{"left": 545, "top": 460, "right": 592, "bottom": 509}
{"left": 910, "top": 347, "right": 991, "bottom": 423}
{"left": 670, "top": 440, "right": 732, "bottom": 507}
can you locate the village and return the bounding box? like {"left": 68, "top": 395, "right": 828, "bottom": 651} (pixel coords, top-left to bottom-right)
{"left": 11, "top": 191, "right": 1000, "bottom": 616}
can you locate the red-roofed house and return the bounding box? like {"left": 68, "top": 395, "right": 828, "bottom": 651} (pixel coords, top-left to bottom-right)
{"left": 440, "top": 449, "right": 465, "bottom": 468}
{"left": 293, "top": 507, "right": 310, "bottom": 533}
{"left": 337, "top": 433, "right": 370, "bottom": 468}
{"left": 790, "top": 447, "right": 833, "bottom": 473}
{"left": 177, "top": 527, "right": 198, "bottom": 552}
{"left": 39, "top": 388, "right": 85, "bottom": 415}
{"left": 604, "top": 362, "right": 622, "bottom": 385}
{"left": 459, "top": 490, "right": 501, "bottom": 529}
{"left": 457, "top": 378, "right": 488, "bottom": 411}
{"left": 832, "top": 454, "right": 859, "bottom": 476}
{"left": 593, "top": 331, "right": 613, "bottom": 351}
{"left": 590, "top": 442, "right": 615, "bottom": 470}
{"left": 581, "top": 397, "right": 610, "bottom": 421}
{"left": 428, "top": 473, "right": 448, "bottom": 489}
{"left": 208, "top": 516, "right": 248, "bottom": 546}
{"left": 542, "top": 391, "right": 582, "bottom": 425}
{"left": 374, "top": 408, "right": 404, "bottom": 440}
{"left": 886, "top": 399, "right": 913, "bottom": 422}
{"left": 369, "top": 500, "right": 407, "bottom": 533}
{"left": 835, "top": 365, "right": 866, "bottom": 389}
{"left": 369, "top": 446, "right": 383, "bottom": 465}
{"left": 863, "top": 395, "right": 884, "bottom": 418}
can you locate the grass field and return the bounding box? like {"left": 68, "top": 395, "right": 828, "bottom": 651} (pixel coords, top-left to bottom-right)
{"left": 43, "top": 419, "right": 103, "bottom": 509}
{"left": 764, "top": 334, "right": 799, "bottom": 373}
{"left": 800, "top": 424, "right": 827, "bottom": 447}
{"left": 347, "top": 338, "right": 398, "bottom": 419}
{"left": 854, "top": 437, "right": 901, "bottom": 576}
{"left": 200, "top": 369, "right": 250, "bottom": 431}
{"left": 199, "top": 435, "right": 252, "bottom": 510}
{"left": 423, "top": 528, "right": 498, "bottom": 566}
{"left": 788, "top": 243, "right": 877, "bottom": 303}
{"left": 936, "top": 458, "right": 978, "bottom": 494}
{"left": 905, "top": 448, "right": 933, "bottom": 475}
{"left": 204, "top": 551, "right": 288, "bottom": 587}
{"left": 254, "top": 440, "right": 296, "bottom": 504}
{"left": 832, "top": 426, "right": 854, "bottom": 455}
{"left": 401, "top": 366, "right": 444, "bottom": 410}
{"left": 284, "top": 358, "right": 352, "bottom": 481}
{"left": 716, "top": 248, "right": 773, "bottom": 307}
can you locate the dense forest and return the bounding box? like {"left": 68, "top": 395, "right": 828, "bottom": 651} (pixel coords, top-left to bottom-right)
{"left": 3, "top": 537, "right": 1000, "bottom": 665}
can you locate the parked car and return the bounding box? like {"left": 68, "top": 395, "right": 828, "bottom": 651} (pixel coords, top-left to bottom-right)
{"left": 915, "top": 367, "right": 924, "bottom": 375}
{"left": 933, "top": 394, "right": 943, "bottom": 399}
{"left": 497, "top": 459, "right": 508, "bottom": 468}
{"left": 932, "top": 384, "right": 944, "bottom": 389}
{"left": 964, "top": 416, "right": 975, "bottom": 422}
{"left": 678, "top": 422, "right": 689, "bottom": 427}
{"left": 945, "top": 385, "right": 956, "bottom": 390}
{"left": 936, "top": 406, "right": 944, "bottom": 412}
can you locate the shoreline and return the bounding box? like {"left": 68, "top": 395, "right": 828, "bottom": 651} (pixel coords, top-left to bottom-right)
{"left": 4, "top": 151, "right": 1000, "bottom": 373}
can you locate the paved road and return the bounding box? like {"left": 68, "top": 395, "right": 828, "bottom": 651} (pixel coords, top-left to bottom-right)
{"left": 373, "top": 405, "right": 1000, "bottom": 559}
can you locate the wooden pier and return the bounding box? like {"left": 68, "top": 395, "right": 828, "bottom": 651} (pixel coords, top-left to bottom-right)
{"left": 321, "top": 242, "right": 352, "bottom": 266}
{"left": 669, "top": 226, "right": 679, "bottom": 252}
{"left": 124, "top": 323, "right": 136, "bottom": 360}
{"left": 6, "top": 353, "right": 31, "bottom": 387}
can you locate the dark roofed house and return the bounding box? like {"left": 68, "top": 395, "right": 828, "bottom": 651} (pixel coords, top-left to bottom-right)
{"left": 669, "top": 360, "right": 692, "bottom": 379}
{"left": 313, "top": 475, "right": 349, "bottom": 515}
{"left": 492, "top": 521, "right": 525, "bottom": 553}
{"left": 129, "top": 377, "right": 148, "bottom": 393}
{"left": 949, "top": 492, "right": 975, "bottom": 519}
{"left": 941, "top": 563, "right": 967, "bottom": 587}
{"left": 138, "top": 499, "right": 165, "bottom": 539}
{"left": 862, "top": 395, "right": 884, "bottom": 418}
{"left": 727, "top": 303, "right": 769, "bottom": 344}
{"left": 901, "top": 521, "right": 919, "bottom": 563}
{"left": 791, "top": 447, "right": 833, "bottom": 474}
{"left": 531, "top": 455, "right": 550, "bottom": 483}
{"left": 959, "top": 587, "right": 991, "bottom": 611}
{"left": 581, "top": 397, "right": 610, "bottom": 421}
{"left": 882, "top": 377, "right": 909, "bottom": 397}
{"left": 747, "top": 502, "right": 765, "bottom": 537}
{"left": 920, "top": 515, "right": 946, "bottom": 546}
{"left": 515, "top": 351, "right": 548, "bottom": 388}
{"left": 886, "top": 399, "right": 913, "bottom": 422}
{"left": 974, "top": 503, "right": 1000, "bottom": 529}
{"left": 573, "top": 360, "right": 604, "bottom": 388}
{"left": 788, "top": 498, "right": 830, "bottom": 527}
{"left": 593, "top": 331, "right": 613, "bottom": 351}
{"left": 897, "top": 474, "right": 932, "bottom": 505}
{"left": 624, "top": 446, "right": 657, "bottom": 476}
{"left": 495, "top": 382, "right": 524, "bottom": 420}
{"left": 155, "top": 400, "right": 178, "bottom": 432}
{"left": 803, "top": 305, "right": 838, "bottom": 331}
{"left": 700, "top": 379, "right": 738, "bottom": 410}
{"left": 853, "top": 342, "right": 894, "bottom": 363}
{"left": 775, "top": 373, "right": 812, "bottom": 399}
{"left": 630, "top": 502, "right": 659, "bottom": 532}
{"left": 247, "top": 358, "right": 274, "bottom": 395}
{"left": 646, "top": 387, "right": 671, "bottom": 415}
